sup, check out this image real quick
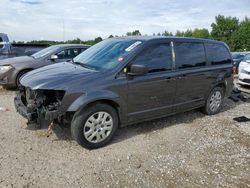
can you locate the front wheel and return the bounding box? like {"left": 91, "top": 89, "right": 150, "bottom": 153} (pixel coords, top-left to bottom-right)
{"left": 71, "top": 103, "right": 118, "bottom": 149}
{"left": 202, "top": 87, "right": 224, "bottom": 115}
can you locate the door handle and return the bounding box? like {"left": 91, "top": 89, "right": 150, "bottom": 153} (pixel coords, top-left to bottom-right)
{"left": 165, "top": 77, "right": 175, "bottom": 81}
{"left": 176, "top": 74, "right": 188, "bottom": 79}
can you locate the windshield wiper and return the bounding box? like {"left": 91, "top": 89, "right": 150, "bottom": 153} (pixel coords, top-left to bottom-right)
{"left": 72, "top": 60, "right": 94, "bottom": 70}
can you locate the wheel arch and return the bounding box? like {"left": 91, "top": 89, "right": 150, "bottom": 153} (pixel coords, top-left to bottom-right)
{"left": 16, "top": 68, "right": 33, "bottom": 86}
{"left": 73, "top": 99, "right": 122, "bottom": 127}
{"left": 67, "top": 91, "right": 127, "bottom": 126}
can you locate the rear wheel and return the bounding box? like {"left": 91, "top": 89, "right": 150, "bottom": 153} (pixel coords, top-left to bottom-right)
{"left": 202, "top": 87, "right": 224, "bottom": 115}
{"left": 71, "top": 103, "right": 118, "bottom": 149}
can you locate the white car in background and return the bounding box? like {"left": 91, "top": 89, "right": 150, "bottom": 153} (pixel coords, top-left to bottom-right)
{"left": 239, "top": 54, "right": 250, "bottom": 86}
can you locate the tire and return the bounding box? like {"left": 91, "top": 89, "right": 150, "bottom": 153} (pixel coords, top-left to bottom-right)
{"left": 202, "top": 87, "right": 224, "bottom": 115}
{"left": 16, "top": 70, "right": 30, "bottom": 88}
{"left": 71, "top": 103, "right": 118, "bottom": 149}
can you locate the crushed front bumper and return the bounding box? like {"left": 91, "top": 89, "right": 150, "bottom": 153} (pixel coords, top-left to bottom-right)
{"left": 14, "top": 93, "right": 36, "bottom": 122}
{"left": 14, "top": 91, "right": 60, "bottom": 128}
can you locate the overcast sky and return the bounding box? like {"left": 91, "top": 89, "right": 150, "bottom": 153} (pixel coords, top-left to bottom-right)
{"left": 0, "top": 0, "right": 249, "bottom": 41}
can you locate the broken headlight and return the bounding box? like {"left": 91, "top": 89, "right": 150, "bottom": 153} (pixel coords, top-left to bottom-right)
{"left": 0, "top": 65, "right": 12, "bottom": 73}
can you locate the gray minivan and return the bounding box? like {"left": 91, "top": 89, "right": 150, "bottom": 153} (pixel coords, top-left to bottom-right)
{"left": 15, "top": 36, "right": 234, "bottom": 149}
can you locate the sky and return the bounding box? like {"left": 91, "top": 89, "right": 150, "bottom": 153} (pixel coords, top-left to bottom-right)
{"left": 0, "top": 0, "right": 249, "bottom": 42}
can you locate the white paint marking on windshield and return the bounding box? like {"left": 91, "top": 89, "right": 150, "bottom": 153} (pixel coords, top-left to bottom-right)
{"left": 125, "top": 41, "right": 142, "bottom": 52}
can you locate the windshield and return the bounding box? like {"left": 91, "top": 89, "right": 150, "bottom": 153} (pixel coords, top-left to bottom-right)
{"left": 73, "top": 38, "right": 143, "bottom": 70}
{"left": 31, "top": 46, "right": 59, "bottom": 59}
{"left": 243, "top": 54, "right": 250, "bottom": 62}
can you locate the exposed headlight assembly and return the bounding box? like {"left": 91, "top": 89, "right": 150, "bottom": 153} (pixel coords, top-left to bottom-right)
{"left": 0, "top": 65, "right": 12, "bottom": 73}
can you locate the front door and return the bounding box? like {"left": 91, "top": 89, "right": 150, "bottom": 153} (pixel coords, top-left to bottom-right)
{"left": 127, "top": 42, "right": 176, "bottom": 122}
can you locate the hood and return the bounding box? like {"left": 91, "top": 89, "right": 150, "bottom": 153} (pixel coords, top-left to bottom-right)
{"left": 0, "top": 56, "right": 35, "bottom": 67}
{"left": 20, "top": 62, "right": 103, "bottom": 90}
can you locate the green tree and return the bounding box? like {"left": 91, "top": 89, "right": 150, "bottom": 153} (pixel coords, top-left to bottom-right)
{"left": 192, "top": 28, "right": 210, "bottom": 39}
{"left": 162, "top": 31, "right": 173, "bottom": 36}
{"left": 232, "top": 17, "right": 250, "bottom": 51}
{"left": 94, "top": 37, "right": 103, "bottom": 43}
{"left": 126, "top": 30, "right": 141, "bottom": 36}
{"left": 184, "top": 29, "right": 192, "bottom": 37}
{"left": 211, "top": 15, "right": 240, "bottom": 50}
{"left": 175, "top": 29, "right": 192, "bottom": 37}
{"left": 175, "top": 30, "right": 185, "bottom": 37}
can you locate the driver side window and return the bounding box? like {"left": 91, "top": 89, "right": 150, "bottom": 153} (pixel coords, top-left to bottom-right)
{"left": 56, "top": 49, "right": 79, "bottom": 59}
{"left": 56, "top": 50, "right": 66, "bottom": 59}
{"left": 133, "top": 43, "right": 173, "bottom": 73}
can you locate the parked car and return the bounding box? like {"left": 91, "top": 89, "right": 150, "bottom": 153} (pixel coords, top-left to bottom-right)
{"left": 238, "top": 54, "right": 250, "bottom": 86}
{"left": 0, "top": 44, "right": 90, "bottom": 88}
{"left": 232, "top": 52, "right": 250, "bottom": 74}
{"left": 14, "top": 36, "right": 234, "bottom": 149}
{"left": 0, "top": 33, "right": 49, "bottom": 60}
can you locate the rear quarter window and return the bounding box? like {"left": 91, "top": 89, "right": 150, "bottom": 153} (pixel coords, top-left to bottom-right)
{"left": 175, "top": 42, "right": 206, "bottom": 69}
{"left": 205, "top": 43, "right": 232, "bottom": 65}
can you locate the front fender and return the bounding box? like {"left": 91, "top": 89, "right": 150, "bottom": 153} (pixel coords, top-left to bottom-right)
{"left": 66, "top": 90, "right": 124, "bottom": 112}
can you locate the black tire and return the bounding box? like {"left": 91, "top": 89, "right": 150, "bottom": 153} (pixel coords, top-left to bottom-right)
{"left": 202, "top": 87, "right": 224, "bottom": 115}
{"left": 16, "top": 70, "right": 30, "bottom": 88}
{"left": 71, "top": 103, "right": 118, "bottom": 149}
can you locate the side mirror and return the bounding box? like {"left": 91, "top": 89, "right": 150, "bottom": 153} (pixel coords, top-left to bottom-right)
{"left": 50, "top": 55, "right": 58, "bottom": 61}
{"left": 128, "top": 64, "right": 148, "bottom": 76}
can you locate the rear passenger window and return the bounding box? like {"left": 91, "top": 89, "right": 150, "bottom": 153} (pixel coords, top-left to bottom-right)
{"left": 205, "top": 43, "right": 231, "bottom": 65}
{"left": 133, "top": 43, "right": 173, "bottom": 73}
{"left": 175, "top": 42, "right": 206, "bottom": 69}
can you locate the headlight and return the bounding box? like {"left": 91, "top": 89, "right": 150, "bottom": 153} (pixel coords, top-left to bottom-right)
{"left": 0, "top": 65, "right": 12, "bottom": 73}
{"left": 241, "top": 69, "right": 250, "bottom": 75}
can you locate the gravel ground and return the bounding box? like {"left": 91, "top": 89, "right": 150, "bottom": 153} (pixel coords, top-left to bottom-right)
{"left": 0, "top": 86, "right": 250, "bottom": 188}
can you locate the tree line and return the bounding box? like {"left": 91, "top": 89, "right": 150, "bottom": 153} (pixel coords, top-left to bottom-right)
{"left": 14, "top": 15, "right": 250, "bottom": 52}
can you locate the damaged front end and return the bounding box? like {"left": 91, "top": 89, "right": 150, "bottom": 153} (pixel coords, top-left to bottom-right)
{"left": 14, "top": 86, "right": 65, "bottom": 128}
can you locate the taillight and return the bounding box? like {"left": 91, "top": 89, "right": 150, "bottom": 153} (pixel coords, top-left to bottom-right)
{"left": 232, "top": 66, "right": 237, "bottom": 75}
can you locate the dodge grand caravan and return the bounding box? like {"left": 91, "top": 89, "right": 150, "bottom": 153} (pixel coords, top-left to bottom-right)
{"left": 15, "top": 36, "right": 234, "bottom": 149}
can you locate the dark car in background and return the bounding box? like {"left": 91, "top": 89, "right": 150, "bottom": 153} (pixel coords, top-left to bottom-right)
{"left": 0, "top": 33, "right": 49, "bottom": 60}
{"left": 232, "top": 52, "right": 250, "bottom": 73}
{"left": 0, "top": 44, "right": 89, "bottom": 88}
{"left": 15, "top": 36, "right": 233, "bottom": 149}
